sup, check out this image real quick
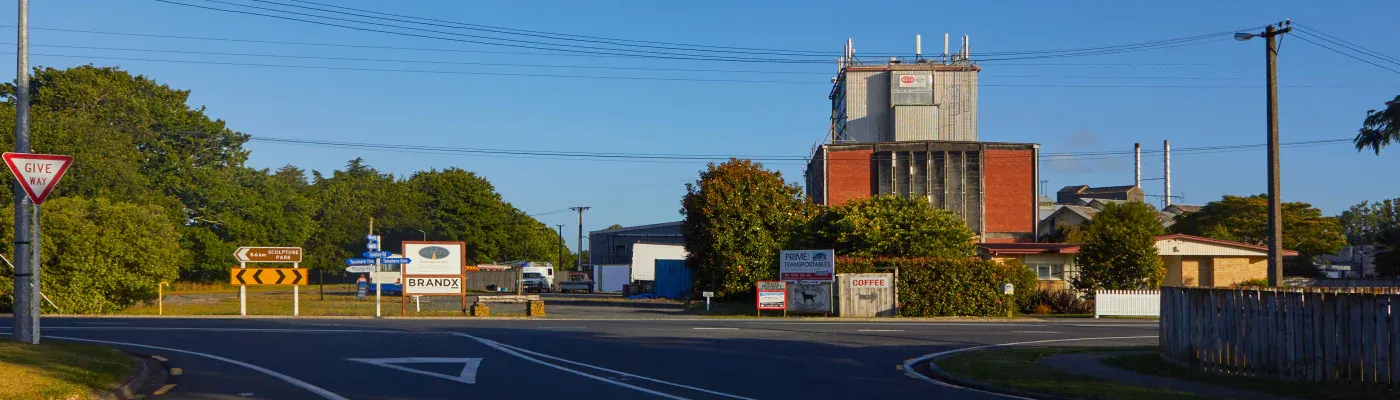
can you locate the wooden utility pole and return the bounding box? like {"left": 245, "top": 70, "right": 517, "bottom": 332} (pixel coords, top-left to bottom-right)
{"left": 569, "top": 207, "right": 590, "bottom": 271}
{"left": 1262, "top": 23, "right": 1291, "bottom": 287}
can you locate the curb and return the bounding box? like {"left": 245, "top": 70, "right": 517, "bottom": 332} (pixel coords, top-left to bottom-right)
{"left": 27, "top": 314, "right": 1062, "bottom": 322}
{"left": 98, "top": 354, "right": 153, "bottom": 400}
{"left": 921, "top": 353, "right": 1069, "bottom": 400}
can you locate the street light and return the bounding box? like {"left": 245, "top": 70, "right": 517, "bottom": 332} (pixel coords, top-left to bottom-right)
{"left": 415, "top": 229, "right": 427, "bottom": 241}
{"left": 1238, "top": 20, "right": 1291, "bottom": 287}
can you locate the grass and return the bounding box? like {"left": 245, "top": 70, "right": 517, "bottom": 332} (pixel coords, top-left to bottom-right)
{"left": 0, "top": 340, "right": 134, "bottom": 400}
{"left": 1102, "top": 353, "right": 1396, "bottom": 400}
{"left": 121, "top": 292, "right": 479, "bottom": 317}
{"left": 936, "top": 347, "right": 1209, "bottom": 400}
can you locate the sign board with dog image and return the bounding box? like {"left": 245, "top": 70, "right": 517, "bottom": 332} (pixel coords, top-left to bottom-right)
{"left": 756, "top": 281, "right": 787, "bottom": 311}
{"left": 786, "top": 281, "right": 831, "bottom": 314}
{"left": 780, "top": 249, "right": 835, "bottom": 281}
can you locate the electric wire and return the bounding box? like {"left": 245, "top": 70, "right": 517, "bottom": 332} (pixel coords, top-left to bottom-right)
{"left": 1291, "top": 31, "right": 1400, "bottom": 75}
{"left": 1291, "top": 23, "right": 1400, "bottom": 66}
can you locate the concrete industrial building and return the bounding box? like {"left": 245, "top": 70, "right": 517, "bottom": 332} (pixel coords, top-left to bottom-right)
{"left": 588, "top": 222, "right": 683, "bottom": 266}
{"left": 805, "top": 35, "right": 1040, "bottom": 243}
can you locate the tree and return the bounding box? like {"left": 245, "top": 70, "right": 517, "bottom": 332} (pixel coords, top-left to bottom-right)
{"left": 809, "top": 195, "right": 975, "bottom": 258}
{"left": 605, "top": 224, "right": 624, "bottom": 230}
{"left": 1338, "top": 198, "right": 1400, "bottom": 246}
{"left": 1071, "top": 202, "right": 1165, "bottom": 296}
{"left": 681, "top": 159, "right": 810, "bottom": 297}
{"left": 1355, "top": 95, "right": 1400, "bottom": 154}
{"left": 304, "top": 159, "right": 426, "bottom": 275}
{"left": 1171, "top": 195, "right": 1346, "bottom": 276}
{"left": 0, "top": 198, "right": 182, "bottom": 313}
{"left": 1377, "top": 226, "right": 1400, "bottom": 277}
{"left": 409, "top": 168, "right": 510, "bottom": 263}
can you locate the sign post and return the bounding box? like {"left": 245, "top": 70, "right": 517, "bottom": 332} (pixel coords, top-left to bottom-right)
{"left": 230, "top": 246, "right": 303, "bottom": 316}
{"left": 4, "top": 152, "right": 74, "bottom": 344}
{"left": 367, "top": 234, "right": 382, "bottom": 318}
{"left": 401, "top": 241, "right": 466, "bottom": 316}
{"left": 703, "top": 291, "right": 714, "bottom": 312}
{"left": 779, "top": 250, "right": 835, "bottom": 316}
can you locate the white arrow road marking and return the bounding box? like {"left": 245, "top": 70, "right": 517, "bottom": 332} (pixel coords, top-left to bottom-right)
{"left": 347, "top": 357, "right": 482, "bottom": 384}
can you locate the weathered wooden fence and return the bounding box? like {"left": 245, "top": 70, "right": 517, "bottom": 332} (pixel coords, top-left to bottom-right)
{"left": 1285, "top": 277, "right": 1400, "bottom": 288}
{"left": 1161, "top": 287, "right": 1400, "bottom": 386}
{"left": 464, "top": 270, "right": 517, "bottom": 292}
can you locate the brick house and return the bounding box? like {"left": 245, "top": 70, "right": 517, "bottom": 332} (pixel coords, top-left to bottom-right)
{"left": 978, "top": 234, "right": 1296, "bottom": 290}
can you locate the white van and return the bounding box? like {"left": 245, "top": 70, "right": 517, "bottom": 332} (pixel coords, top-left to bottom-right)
{"left": 520, "top": 262, "right": 556, "bottom": 292}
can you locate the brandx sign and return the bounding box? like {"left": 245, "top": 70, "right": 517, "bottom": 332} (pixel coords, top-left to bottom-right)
{"left": 780, "top": 250, "right": 835, "bottom": 281}
{"left": 405, "top": 277, "right": 462, "bottom": 295}
{"left": 2, "top": 152, "right": 73, "bottom": 205}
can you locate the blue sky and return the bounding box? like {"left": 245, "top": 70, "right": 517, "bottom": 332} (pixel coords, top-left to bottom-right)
{"left": 7, "top": 0, "right": 1398, "bottom": 251}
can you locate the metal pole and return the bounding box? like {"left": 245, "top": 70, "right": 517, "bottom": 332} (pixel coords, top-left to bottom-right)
{"left": 1264, "top": 24, "right": 1286, "bottom": 287}
{"left": 556, "top": 224, "right": 564, "bottom": 270}
{"left": 11, "top": 0, "right": 36, "bottom": 345}
{"left": 1163, "top": 140, "right": 1171, "bottom": 209}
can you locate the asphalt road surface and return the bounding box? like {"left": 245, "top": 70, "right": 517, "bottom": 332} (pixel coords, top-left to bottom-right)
{"left": 5, "top": 317, "right": 1158, "bottom": 399}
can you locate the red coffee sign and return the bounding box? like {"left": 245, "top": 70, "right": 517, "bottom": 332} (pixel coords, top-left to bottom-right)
{"left": 849, "top": 276, "right": 890, "bottom": 289}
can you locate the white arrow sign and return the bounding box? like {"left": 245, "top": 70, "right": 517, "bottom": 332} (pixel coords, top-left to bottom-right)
{"left": 347, "top": 357, "right": 482, "bottom": 384}
{"left": 345, "top": 265, "right": 374, "bottom": 274}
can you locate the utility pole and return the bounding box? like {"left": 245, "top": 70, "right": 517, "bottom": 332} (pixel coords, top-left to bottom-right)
{"left": 556, "top": 224, "right": 565, "bottom": 270}
{"left": 1262, "top": 23, "right": 1290, "bottom": 287}
{"left": 12, "top": 0, "right": 37, "bottom": 345}
{"left": 569, "top": 207, "right": 590, "bottom": 271}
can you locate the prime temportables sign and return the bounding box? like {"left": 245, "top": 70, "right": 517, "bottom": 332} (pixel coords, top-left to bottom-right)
{"left": 780, "top": 249, "right": 835, "bottom": 281}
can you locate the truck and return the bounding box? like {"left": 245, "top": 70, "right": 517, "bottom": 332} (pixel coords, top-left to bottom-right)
{"left": 519, "top": 262, "right": 556, "bottom": 293}
{"left": 556, "top": 272, "right": 594, "bottom": 294}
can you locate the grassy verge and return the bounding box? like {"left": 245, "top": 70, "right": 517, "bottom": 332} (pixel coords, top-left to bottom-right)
{"left": 0, "top": 341, "right": 134, "bottom": 400}
{"left": 121, "top": 292, "right": 478, "bottom": 317}
{"left": 936, "top": 347, "right": 1208, "bottom": 400}
{"left": 1102, "top": 353, "right": 1395, "bottom": 400}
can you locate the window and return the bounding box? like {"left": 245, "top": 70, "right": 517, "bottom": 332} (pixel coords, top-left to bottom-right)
{"left": 1028, "top": 264, "right": 1065, "bottom": 280}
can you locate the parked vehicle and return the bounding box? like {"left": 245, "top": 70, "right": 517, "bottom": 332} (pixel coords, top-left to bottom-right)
{"left": 557, "top": 272, "right": 594, "bottom": 293}
{"left": 522, "top": 272, "right": 552, "bottom": 293}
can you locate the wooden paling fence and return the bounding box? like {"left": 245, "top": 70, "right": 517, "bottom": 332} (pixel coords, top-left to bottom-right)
{"left": 1161, "top": 287, "right": 1400, "bottom": 386}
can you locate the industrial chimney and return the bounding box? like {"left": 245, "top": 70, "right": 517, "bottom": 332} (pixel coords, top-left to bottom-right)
{"left": 1134, "top": 143, "right": 1141, "bottom": 188}
{"left": 1163, "top": 140, "right": 1172, "bottom": 208}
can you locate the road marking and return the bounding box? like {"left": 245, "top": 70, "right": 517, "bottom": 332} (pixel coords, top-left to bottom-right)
{"left": 692, "top": 327, "right": 738, "bottom": 330}
{"left": 73, "top": 322, "right": 129, "bottom": 325}
{"left": 153, "top": 384, "right": 177, "bottom": 395}
{"left": 151, "top": 355, "right": 169, "bottom": 362}
{"left": 169, "top": 367, "right": 183, "bottom": 376}
{"left": 31, "top": 327, "right": 411, "bottom": 334}
{"left": 347, "top": 357, "right": 482, "bottom": 384}
{"left": 537, "top": 326, "right": 588, "bottom": 329}
{"left": 899, "top": 335, "right": 1159, "bottom": 399}
{"left": 455, "top": 333, "right": 754, "bottom": 400}
{"left": 1011, "top": 331, "right": 1063, "bottom": 334}
{"left": 37, "top": 335, "right": 348, "bottom": 400}
{"left": 857, "top": 329, "right": 905, "bottom": 332}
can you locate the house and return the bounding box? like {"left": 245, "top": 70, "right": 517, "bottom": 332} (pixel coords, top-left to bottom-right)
{"left": 1036, "top": 205, "right": 1096, "bottom": 240}
{"left": 1056, "top": 185, "right": 1145, "bottom": 204}
{"left": 978, "top": 234, "right": 1298, "bottom": 291}
{"left": 1315, "top": 245, "right": 1381, "bottom": 277}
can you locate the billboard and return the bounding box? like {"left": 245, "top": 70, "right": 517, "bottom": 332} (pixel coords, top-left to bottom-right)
{"left": 780, "top": 250, "right": 835, "bottom": 281}
{"left": 756, "top": 281, "right": 787, "bottom": 310}
{"left": 403, "top": 242, "right": 465, "bottom": 276}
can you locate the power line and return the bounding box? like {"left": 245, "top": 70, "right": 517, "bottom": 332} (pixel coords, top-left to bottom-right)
{"left": 972, "top": 26, "right": 1262, "bottom": 57}
{"left": 154, "top": 0, "right": 830, "bottom": 63}
{"left": 1291, "top": 31, "right": 1400, "bottom": 75}
{"left": 248, "top": 0, "right": 843, "bottom": 58}
{"left": 1291, "top": 23, "right": 1400, "bottom": 66}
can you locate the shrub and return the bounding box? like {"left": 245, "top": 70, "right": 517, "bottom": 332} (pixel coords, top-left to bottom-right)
{"left": 1021, "top": 288, "right": 1093, "bottom": 314}
{"left": 1232, "top": 278, "right": 1272, "bottom": 288}
{"left": 837, "top": 256, "right": 1037, "bottom": 317}
{"left": 1033, "top": 303, "right": 1053, "bottom": 315}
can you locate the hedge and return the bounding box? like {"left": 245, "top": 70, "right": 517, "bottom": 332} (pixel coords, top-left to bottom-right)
{"left": 836, "top": 256, "right": 1037, "bottom": 317}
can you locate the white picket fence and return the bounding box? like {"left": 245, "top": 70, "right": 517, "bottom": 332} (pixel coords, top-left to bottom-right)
{"left": 1094, "top": 290, "right": 1160, "bottom": 318}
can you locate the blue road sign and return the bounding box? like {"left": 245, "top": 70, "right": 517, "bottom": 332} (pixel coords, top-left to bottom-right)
{"left": 363, "top": 251, "right": 392, "bottom": 258}
{"left": 367, "top": 235, "right": 381, "bottom": 250}
{"left": 345, "top": 258, "right": 376, "bottom": 266}
{"left": 379, "top": 258, "right": 412, "bottom": 265}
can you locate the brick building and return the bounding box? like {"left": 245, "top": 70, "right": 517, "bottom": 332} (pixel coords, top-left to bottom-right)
{"left": 804, "top": 36, "right": 1040, "bottom": 243}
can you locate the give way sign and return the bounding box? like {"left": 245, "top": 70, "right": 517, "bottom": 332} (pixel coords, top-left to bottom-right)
{"left": 2, "top": 152, "right": 73, "bottom": 205}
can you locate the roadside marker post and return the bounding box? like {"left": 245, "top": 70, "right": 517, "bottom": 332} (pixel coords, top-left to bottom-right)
{"left": 703, "top": 291, "right": 714, "bottom": 312}
{"left": 230, "top": 246, "right": 304, "bottom": 317}
{"left": 158, "top": 282, "right": 169, "bottom": 316}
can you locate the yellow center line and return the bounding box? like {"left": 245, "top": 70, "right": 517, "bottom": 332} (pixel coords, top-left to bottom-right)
{"left": 153, "top": 384, "right": 177, "bottom": 395}
{"left": 169, "top": 367, "right": 183, "bottom": 376}
{"left": 151, "top": 355, "right": 169, "bottom": 362}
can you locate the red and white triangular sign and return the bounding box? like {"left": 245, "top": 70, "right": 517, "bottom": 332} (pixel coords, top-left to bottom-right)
{"left": 2, "top": 152, "right": 73, "bottom": 205}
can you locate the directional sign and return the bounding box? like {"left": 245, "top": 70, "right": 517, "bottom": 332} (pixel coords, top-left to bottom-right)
{"left": 347, "top": 357, "right": 482, "bottom": 384}
{"left": 367, "top": 235, "right": 381, "bottom": 251}
{"left": 235, "top": 247, "right": 302, "bottom": 263}
{"left": 230, "top": 268, "right": 307, "bottom": 286}
{"left": 379, "top": 257, "right": 412, "bottom": 265}
{"left": 345, "top": 265, "right": 374, "bottom": 274}
{"left": 363, "top": 251, "right": 392, "bottom": 258}
{"left": 345, "top": 258, "right": 376, "bottom": 266}
{"left": 2, "top": 152, "right": 73, "bottom": 205}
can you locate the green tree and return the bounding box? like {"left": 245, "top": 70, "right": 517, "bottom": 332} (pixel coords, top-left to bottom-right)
{"left": 1355, "top": 95, "right": 1400, "bottom": 154}
{"left": 681, "top": 159, "right": 810, "bottom": 297}
{"left": 0, "top": 198, "right": 182, "bottom": 313}
{"left": 1338, "top": 198, "right": 1400, "bottom": 246}
{"left": 409, "top": 168, "right": 509, "bottom": 263}
{"left": 1071, "top": 202, "right": 1165, "bottom": 296}
{"left": 605, "top": 224, "right": 624, "bottom": 230}
{"left": 176, "top": 167, "right": 316, "bottom": 281}
{"left": 810, "top": 195, "right": 975, "bottom": 258}
{"left": 304, "top": 159, "right": 426, "bottom": 274}
{"left": 1171, "top": 195, "right": 1346, "bottom": 276}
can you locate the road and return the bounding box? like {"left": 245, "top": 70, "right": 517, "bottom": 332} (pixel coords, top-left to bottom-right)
{"left": 4, "top": 313, "right": 1157, "bottom": 400}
